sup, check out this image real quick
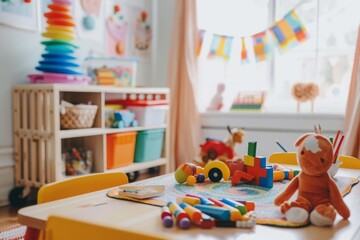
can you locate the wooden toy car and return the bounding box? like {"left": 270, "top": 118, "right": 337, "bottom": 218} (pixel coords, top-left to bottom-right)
{"left": 200, "top": 126, "right": 245, "bottom": 163}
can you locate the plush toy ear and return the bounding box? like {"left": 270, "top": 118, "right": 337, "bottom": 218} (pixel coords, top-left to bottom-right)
{"left": 295, "top": 133, "right": 313, "bottom": 147}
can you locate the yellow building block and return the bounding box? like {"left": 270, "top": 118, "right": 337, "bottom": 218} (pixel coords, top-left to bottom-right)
{"left": 244, "top": 154, "right": 255, "bottom": 167}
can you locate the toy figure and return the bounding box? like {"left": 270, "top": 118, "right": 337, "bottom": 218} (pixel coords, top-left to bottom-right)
{"left": 292, "top": 82, "right": 319, "bottom": 113}
{"left": 207, "top": 83, "right": 225, "bottom": 111}
{"left": 199, "top": 126, "right": 245, "bottom": 163}
{"left": 111, "top": 110, "right": 138, "bottom": 128}
{"left": 274, "top": 133, "right": 350, "bottom": 226}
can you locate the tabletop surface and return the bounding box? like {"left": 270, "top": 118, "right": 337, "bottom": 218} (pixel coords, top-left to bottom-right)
{"left": 18, "top": 168, "right": 360, "bottom": 240}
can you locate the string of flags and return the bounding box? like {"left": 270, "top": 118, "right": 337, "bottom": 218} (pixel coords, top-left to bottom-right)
{"left": 198, "top": 10, "right": 308, "bottom": 63}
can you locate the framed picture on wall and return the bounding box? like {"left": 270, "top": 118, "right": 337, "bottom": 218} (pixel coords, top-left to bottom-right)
{"left": 0, "top": 0, "right": 39, "bottom": 32}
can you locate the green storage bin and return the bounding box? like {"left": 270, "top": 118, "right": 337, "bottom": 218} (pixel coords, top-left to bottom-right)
{"left": 134, "top": 129, "right": 165, "bottom": 162}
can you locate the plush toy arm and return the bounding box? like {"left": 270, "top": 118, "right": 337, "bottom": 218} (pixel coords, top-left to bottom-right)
{"left": 274, "top": 176, "right": 299, "bottom": 206}
{"left": 329, "top": 179, "right": 350, "bottom": 219}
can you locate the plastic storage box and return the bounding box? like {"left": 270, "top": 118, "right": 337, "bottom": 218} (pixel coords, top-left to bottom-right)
{"left": 84, "top": 57, "right": 138, "bottom": 86}
{"left": 134, "top": 129, "right": 165, "bottom": 162}
{"left": 107, "top": 131, "right": 137, "bottom": 169}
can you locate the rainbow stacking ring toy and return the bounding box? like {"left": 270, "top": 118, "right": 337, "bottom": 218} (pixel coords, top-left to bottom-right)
{"left": 31, "top": 0, "right": 90, "bottom": 84}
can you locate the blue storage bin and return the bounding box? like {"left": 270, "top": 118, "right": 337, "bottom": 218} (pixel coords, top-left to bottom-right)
{"left": 134, "top": 129, "right": 165, "bottom": 162}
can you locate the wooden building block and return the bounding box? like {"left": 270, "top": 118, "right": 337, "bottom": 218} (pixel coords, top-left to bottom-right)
{"left": 244, "top": 155, "right": 255, "bottom": 167}
{"left": 247, "top": 142, "right": 257, "bottom": 157}
{"left": 247, "top": 166, "right": 266, "bottom": 177}
{"left": 254, "top": 156, "right": 266, "bottom": 168}
{"left": 260, "top": 166, "right": 273, "bottom": 188}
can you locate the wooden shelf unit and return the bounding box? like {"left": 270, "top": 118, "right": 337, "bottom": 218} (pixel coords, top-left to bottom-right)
{"left": 13, "top": 84, "right": 170, "bottom": 187}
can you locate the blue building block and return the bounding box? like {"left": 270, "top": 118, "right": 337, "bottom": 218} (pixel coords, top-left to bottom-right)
{"left": 260, "top": 166, "right": 273, "bottom": 188}
{"left": 255, "top": 156, "right": 266, "bottom": 168}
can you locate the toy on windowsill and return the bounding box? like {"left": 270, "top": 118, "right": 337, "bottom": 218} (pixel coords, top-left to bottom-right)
{"left": 274, "top": 133, "right": 350, "bottom": 226}
{"left": 206, "top": 83, "right": 225, "bottom": 111}
{"left": 230, "top": 91, "right": 266, "bottom": 111}
{"left": 291, "top": 82, "right": 319, "bottom": 113}
{"left": 111, "top": 110, "right": 138, "bottom": 128}
{"left": 199, "top": 126, "right": 245, "bottom": 163}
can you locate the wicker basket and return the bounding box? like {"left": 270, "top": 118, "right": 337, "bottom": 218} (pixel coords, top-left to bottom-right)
{"left": 60, "top": 104, "right": 98, "bottom": 129}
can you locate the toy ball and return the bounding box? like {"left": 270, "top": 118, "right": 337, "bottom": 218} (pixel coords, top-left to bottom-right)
{"left": 83, "top": 15, "right": 95, "bottom": 30}
{"left": 186, "top": 175, "right": 196, "bottom": 186}
{"left": 175, "top": 163, "right": 197, "bottom": 184}
{"left": 196, "top": 174, "right": 205, "bottom": 183}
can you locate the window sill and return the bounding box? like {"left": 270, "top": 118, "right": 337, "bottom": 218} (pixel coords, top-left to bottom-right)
{"left": 200, "top": 111, "right": 344, "bottom": 133}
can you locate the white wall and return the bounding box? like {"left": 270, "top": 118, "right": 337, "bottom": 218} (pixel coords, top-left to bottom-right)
{"left": 151, "top": 0, "right": 176, "bottom": 87}
{"left": 0, "top": 1, "right": 176, "bottom": 206}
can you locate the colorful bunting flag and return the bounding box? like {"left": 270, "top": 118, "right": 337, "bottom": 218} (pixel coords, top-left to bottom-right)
{"left": 241, "top": 37, "right": 248, "bottom": 63}
{"left": 252, "top": 31, "right": 271, "bottom": 62}
{"left": 208, "top": 34, "right": 233, "bottom": 61}
{"left": 197, "top": 29, "right": 205, "bottom": 56}
{"left": 201, "top": 9, "right": 307, "bottom": 62}
{"left": 270, "top": 10, "right": 308, "bottom": 52}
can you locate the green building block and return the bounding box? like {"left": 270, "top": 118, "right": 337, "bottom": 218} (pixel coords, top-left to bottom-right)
{"left": 248, "top": 141, "right": 257, "bottom": 157}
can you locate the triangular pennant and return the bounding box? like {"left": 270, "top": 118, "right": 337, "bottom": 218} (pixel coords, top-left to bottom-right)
{"left": 241, "top": 37, "right": 249, "bottom": 63}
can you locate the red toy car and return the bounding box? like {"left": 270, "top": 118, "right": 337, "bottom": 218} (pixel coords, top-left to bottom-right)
{"left": 200, "top": 126, "right": 245, "bottom": 163}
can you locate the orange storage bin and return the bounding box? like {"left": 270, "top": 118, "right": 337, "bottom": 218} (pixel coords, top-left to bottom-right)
{"left": 106, "top": 132, "right": 137, "bottom": 169}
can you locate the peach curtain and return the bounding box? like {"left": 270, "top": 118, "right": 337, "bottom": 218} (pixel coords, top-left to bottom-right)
{"left": 343, "top": 25, "right": 360, "bottom": 158}
{"left": 168, "top": 0, "right": 201, "bottom": 171}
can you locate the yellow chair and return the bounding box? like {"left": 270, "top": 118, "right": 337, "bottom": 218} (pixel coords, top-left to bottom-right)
{"left": 24, "top": 172, "right": 128, "bottom": 240}
{"left": 268, "top": 152, "right": 298, "bottom": 165}
{"left": 268, "top": 152, "right": 360, "bottom": 170}
{"left": 45, "top": 215, "right": 166, "bottom": 240}
{"left": 37, "top": 172, "right": 128, "bottom": 204}
{"left": 338, "top": 155, "right": 360, "bottom": 170}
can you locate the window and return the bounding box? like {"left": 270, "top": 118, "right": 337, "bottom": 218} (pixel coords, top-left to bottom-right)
{"left": 196, "top": 0, "right": 360, "bottom": 114}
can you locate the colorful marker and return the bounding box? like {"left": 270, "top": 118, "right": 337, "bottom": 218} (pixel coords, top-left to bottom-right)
{"left": 208, "top": 198, "right": 242, "bottom": 221}
{"left": 161, "top": 206, "right": 173, "bottom": 228}
{"left": 179, "top": 202, "right": 202, "bottom": 222}
{"left": 235, "top": 200, "right": 255, "bottom": 212}
{"left": 196, "top": 213, "right": 215, "bottom": 229}
{"left": 220, "top": 198, "right": 247, "bottom": 215}
{"left": 167, "top": 201, "right": 191, "bottom": 229}
{"left": 176, "top": 196, "right": 201, "bottom": 206}
{"left": 216, "top": 211, "right": 256, "bottom": 228}
{"left": 194, "top": 204, "right": 231, "bottom": 221}
{"left": 185, "top": 194, "right": 213, "bottom": 205}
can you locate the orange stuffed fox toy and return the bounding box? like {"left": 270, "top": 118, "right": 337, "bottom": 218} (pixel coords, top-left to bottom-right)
{"left": 274, "top": 133, "right": 350, "bottom": 226}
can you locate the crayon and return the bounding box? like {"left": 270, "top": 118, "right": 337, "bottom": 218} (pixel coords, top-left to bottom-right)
{"left": 176, "top": 196, "right": 201, "bottom": 206}
{"left": 167, "top": 201, "right": 189, "bottom": 222}
{"left": 161, "top": 206, "right": 173, "bottom": 228}
{"left": 220, "top": 198, "right": 247, "bottom": 215}
{"left": 167, "top": 202, "right": 191, "bottom": 229}
{"left": 195, "top": 213, "right": 215, "bottom": 229}
{"left": 194, "top": 204, "right": 231, "bottom": 221}
{"left": 215, "top": 211, "right": 256, "bottom": 228}
{"left": 208, "top": 198, "right": 242, "bottom": 221}
{"left": 185, "top": 194, "right": 213, "bottom": 205}
{"left": 236, "top": 200, "right": 255, "bottom": 212}
{"left": 179, "top": 202, "right": 202, "bottom": 222}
